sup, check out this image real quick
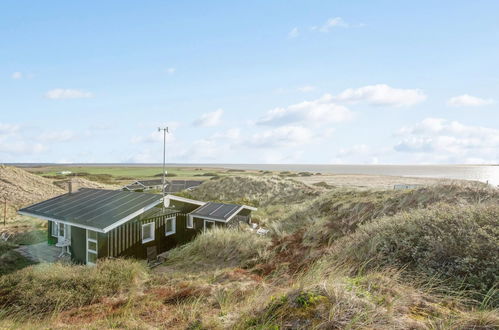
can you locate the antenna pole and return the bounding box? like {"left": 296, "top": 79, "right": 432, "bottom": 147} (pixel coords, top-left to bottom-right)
{"left": 158, "top": 127, "right": 169, "bottom": 209}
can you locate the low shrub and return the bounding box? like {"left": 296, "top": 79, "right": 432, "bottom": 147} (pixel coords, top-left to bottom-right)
{"left": 0, "top": 258, "right": 148, "bottom": 318}
{"left": 299, "top": 183, "right": 499, "bottom": 244}
{"left": 0, "top": 240, "right": 15, "bottom": 255}
{"left": 298, "top": 172, "right": 313, "bottom": 177}
{"left": 167, "top": 227, "right": 270, "bottom": 269}
{"left": 333, "top": 203, "right": 499, "bottom": 305}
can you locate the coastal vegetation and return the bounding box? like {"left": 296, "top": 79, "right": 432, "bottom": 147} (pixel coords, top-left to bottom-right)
{"left": 0, "top": 167, "right": 497, "bottom": 329}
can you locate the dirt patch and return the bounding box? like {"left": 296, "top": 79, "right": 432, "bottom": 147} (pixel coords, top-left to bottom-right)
{"left": 148, "top": 284, "right": 211, "bottom": 305}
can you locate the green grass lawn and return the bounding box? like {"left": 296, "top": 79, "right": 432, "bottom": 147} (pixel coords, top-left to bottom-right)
{"left": 25, "top": 166, "right": 263, "bottom": 181}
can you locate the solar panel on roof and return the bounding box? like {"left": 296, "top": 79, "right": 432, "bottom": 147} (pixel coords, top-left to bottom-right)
{"left": 19, "top": 188, "right": 162, "bottom": 231}
{"left": 189, "top": 202, "right": 242, "bottom": 221}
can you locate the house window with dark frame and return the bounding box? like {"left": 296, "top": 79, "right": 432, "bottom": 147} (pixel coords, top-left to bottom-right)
{"left": 165, "top": 217, "right": 176, "bottom": 236}
{"left": 186, "top": 215, "right": 193, "bottom": 229}
{"left": 51, "top": 221, "right": 59, "bottom": 237}
{"left": 142, "top": 222, "right": 155, "bottom": 243}
{"left": 58, "top": 223, "right": 65, "bottom": 237}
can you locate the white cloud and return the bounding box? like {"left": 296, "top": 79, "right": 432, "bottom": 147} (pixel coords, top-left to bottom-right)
{"left": 257, "top": 94, "right": 354, "bottom": 126}
{"left": 0, "top": 123, "right": 46, "bottom": 156}
{"left": 316, "top": 17, "right": 349, "bottom": 32}
{"left": 331, "top": 144, "right": 385, "bottom": 164}
{"left": 334, "top": 84, "right": 427, "bottom": 107}
{"left": 11, "top": 72, "right": 23, "bottom": 79}
{"left": 213, "top": 128, "right": 241, "bottom": 140}
{"left": 394, "top": 118, "right": 499, "bottom": 163}
{"left": 193, "top": 109, "right": 223, "bottom": 127}
{"left": 288, "top": 27, "right": 299, "bottom": 38}
{"left": 130, "top": 130, "right": 176, "bottom": 144}
{"left": 0, "top": 141, "right": 46, "bottom": 155}
{"left": 38, "top": 130, "right": 76, "bottom": 143}
{"left": 0, "top": 123, "right": 20, "bottom": 134}
{"left": 45, "top": 89, "right": 93, "bottom": 100}
{"left": 166, "top": 67, "right": 176, "bottom": 74}
{"left": 297, "top": 85, "right": 316, "bottom": 92}
{"left": 447, "top": 94, "right": 494, "bottom": 107}
{"left": 309, "top": 17, "right": 364, "bottom": 33}
{"left": 247, "top": 126, "right": 314, "bottom": 148}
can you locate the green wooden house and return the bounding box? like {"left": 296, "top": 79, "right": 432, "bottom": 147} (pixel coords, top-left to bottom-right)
{"left": 18, "top": 188, "right": 256, "bottom": 265}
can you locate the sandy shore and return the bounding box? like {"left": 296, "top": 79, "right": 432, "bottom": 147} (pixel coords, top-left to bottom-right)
{"left": 296, "top": 174, "right": 463, "bottom": 190}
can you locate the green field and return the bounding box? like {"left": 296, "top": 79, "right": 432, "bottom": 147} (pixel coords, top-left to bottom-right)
{"left": 24, "top": 166, "right": 264, "bottom": 183}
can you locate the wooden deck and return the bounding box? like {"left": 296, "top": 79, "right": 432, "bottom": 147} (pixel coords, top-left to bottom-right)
{"left": 15, "top": 242, "right": 70, "bottom": 263}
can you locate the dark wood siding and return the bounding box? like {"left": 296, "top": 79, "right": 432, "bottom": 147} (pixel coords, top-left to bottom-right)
{"left": 106, "top": 211, "right": 187, "bottom": 260}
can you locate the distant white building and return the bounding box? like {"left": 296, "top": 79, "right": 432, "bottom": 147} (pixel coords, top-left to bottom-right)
{"left": 56, "top": 171, "right": 72, "bottom": 175}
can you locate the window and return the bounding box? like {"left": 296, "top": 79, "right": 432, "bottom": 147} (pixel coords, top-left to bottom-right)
{"left": 142, "top": 222, "right": 155, "bottom": 243}
{"left": 165, "top": 217, "right": 176, "bottom": 236}
{"left": 86, "top": 230, "right": 98, "bottom": 266}
{"left": 204, "top": 220, "right": 215, "bottom": 230}
{"left": 51, "top": 221, "right": 59, "bottom": 237}
{"left": 87, "top": 230, "right": 97, "bottom": 240}
{"left": 58, "top": 223, "right": 65, "bottom": 237}
{"left": 186, "top": 215, "right": 193, "bottom": 229}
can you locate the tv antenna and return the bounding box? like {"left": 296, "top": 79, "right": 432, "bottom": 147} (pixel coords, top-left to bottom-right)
{"left": 158, "top": 127, "right": 169, "bottom": 209}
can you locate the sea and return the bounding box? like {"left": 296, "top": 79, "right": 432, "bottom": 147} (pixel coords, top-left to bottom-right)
{"left": 11, "top": 163, "right": 499, "bottom": 186}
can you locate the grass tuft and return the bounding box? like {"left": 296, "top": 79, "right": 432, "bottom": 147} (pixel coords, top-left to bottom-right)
{"left": 0, "top": 258, "right": 148, "bottom": 318}
{"left": 166, "top": 227, "right": 271, "bottom": 270}
{"left": 332, "top": 203, "right": 499, "bottom": 305}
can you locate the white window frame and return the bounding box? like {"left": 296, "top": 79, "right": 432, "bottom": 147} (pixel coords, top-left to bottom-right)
{"left": 204, "top": 220, "right": 215, "bottom": 230}
{"left": 141, "top": 222, "right": 155, "bottom": 243}
{"left": 165, "top": 217, "right": 176, "bottom": 236}
{"left": 86, "top": 230, "right": 98, "bottom": 266}
{"left": 51, "top": 221, "right": 59, "bottom": 237}
{"left": 186, "top": 215, "right": 194, "bottom": 229}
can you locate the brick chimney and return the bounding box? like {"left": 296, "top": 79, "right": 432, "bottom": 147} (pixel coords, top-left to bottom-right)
{"left": 67, "top": 179, "right": 73, "bottom": 194}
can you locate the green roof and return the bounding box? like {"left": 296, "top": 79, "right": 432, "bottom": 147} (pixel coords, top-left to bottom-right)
{"left": 18, "top": 188, "right": 163, "bottom": 232}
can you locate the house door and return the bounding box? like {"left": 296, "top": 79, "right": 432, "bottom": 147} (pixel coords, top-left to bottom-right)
{"left": 204, "top": 220, "right": 215, "bottom": 230}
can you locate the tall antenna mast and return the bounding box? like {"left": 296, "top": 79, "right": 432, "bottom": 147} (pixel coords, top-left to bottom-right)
{"left": 158, "top": 127, "right": 169, "bottom": 209}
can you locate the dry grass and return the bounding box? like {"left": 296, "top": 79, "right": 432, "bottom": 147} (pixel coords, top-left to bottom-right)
{"left": 166, "top": 227, "right": 271, "bottom": 270}
{"left": 301, "top": 182, "right": 499, "bottom": 243}
{"left": 0, "top": 259, "right": 148, "bottom": 319}
{"left": 0, "top": 179, "right": 498, "bottom": 329}
{"left": 330, "top": 203, "right": 499, "bottom": 305}
{"left": 0, "top": 165, "right": 65, "bottom": 218}
{"left": 188, "top": 175, "right": 320, "bottom": 207}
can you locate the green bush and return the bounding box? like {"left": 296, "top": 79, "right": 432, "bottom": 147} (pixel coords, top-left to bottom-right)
{"left": 334, "top": 203, "right": 499, "bottom": 304}
{"left": 0, "top": 258, "right": 148, "bottom": 317}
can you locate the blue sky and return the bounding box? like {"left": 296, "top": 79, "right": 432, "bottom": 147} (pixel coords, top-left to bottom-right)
{"left": 1, "top": 1, "right": 498, "bottom": 164}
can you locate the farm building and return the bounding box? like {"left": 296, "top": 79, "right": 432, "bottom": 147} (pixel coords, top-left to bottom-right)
{"left": 122, "top": 179, "right": 163, "bottom": 192}
{"left": 18, "top": 188, "right": 255, "bottom": 265}
{"left": 122, "top": 179, "right": 203, "bottom": 193}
